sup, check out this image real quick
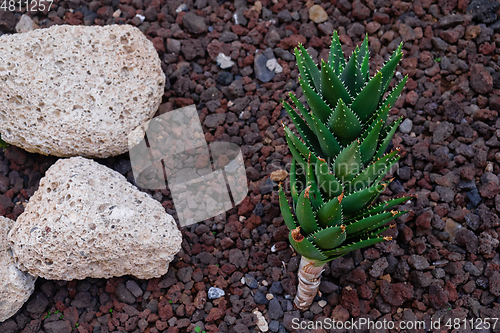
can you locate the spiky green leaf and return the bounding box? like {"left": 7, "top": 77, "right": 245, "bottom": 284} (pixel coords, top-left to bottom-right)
{"left": 289, "top": 93, "right": 315, "bottom": 130}
{"left": 290, "top": 159, "right": 299, "bottom": 208}
{"left": 361, "top": 211, "right": 404, "bottom": 235}
{"left": 380, "top": 43, "right": 403, "bottom": 95}
{"left": 351, "top": 71, "right": 383, "bottom": 123}
{"left": 299, "top": 44, "right": 321, "bottom": 93}
{"left": 328, "top": 99, "right": 362, "bottom": 146}
{"left": 373, "top": 117, "right": 403, "bottom": 160}
{"left": 328, "top": 31, "right": 345, "bottom": 75}
{"left": 309, "top": 226, "right": 346, "bottom": 250}
{"left": 382, "top": 76, "right": 407, "bottom": 110}
{"left": 320, "top": 59, "right": 352, "bottom": 108}
{"left": 333, "top": 140, "right": 361, "bottom": 183}
{"left": 310, "top": 111, "right": 341, "bottom": 158}
{"left": 283, "top": 100, "right": 321, "bottom": 153}
{"left": 316, "top": 194, "right": 343, "bottom": 228}
{"left": 283, "top": 125, "right": 317, "bottom": 164}
{"left": 295, "top": 48, "right": 314, "bottom": 91}
{"left": 340, "top": 48, "right": 361, "bottom": 96}
{"left": 348, "top": 150, "right": 399, "bottom": 193}
{"left": 296, "top": 186, "right": 319, "bottom": 235}
{"left": 359, "top": 119, "right": 384, "bottom": 165}
{"left": 357, "top": 35, "right": 370, "bottom": 82}
{"left": 342, "top": 183, "right": 386, "bottom": 217}
{"left": 323, "top": 234, "right": 387, "bottom": 257}
{"left": 306, "top": 161, "right": 324, "bottom": 210}
{"left": 362, "top": 196, "right": 412, "bottom": 216}
{"left": 315, "top": 158, "right": 343, "bottom": 198}
{"left": 289, "top": 231, "right": 327, "bottom": 261}
{"left": 344, "top": 211, "right": 394, "bottom": 235}
{"left": 299, "top": 78, "right": 332, "bottom": 124}
{"left": 366, "top": 103, "right": 391, "bottom": 136}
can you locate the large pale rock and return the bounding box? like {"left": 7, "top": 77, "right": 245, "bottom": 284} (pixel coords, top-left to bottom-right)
{"left": 0, "top": 216, "right": 36, "bottom": 322}
{"left": 8, "top": 157, "right": 182, "bottom": 280}
{"left": 0, "top": 25, "right": 165, "bottom": 158}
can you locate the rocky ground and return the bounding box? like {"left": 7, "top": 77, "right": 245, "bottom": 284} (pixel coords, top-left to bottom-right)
{"left": 2, "top": 0, "right": 500, "bottom": 332}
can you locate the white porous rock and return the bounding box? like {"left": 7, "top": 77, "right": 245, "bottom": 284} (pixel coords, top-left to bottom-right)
{"left": 8, "top": 157, "right": 182, "bottom": 280}
{"left": 0, "top": 24, "right": 165, "bottom": 158}
{"left": 0, "top": 216, "right": 36, "bottom": 322}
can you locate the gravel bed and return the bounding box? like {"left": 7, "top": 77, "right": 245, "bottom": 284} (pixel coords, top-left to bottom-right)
{"left": 2, "top": 0, "right": 500, "bottom": 332}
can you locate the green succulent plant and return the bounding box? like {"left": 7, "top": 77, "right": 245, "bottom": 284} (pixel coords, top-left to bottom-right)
{"left": 279, "top": 32, "right": 410, "bottom": 266}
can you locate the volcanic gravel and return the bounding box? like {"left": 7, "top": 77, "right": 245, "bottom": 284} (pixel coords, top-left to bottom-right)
{"left": 2, "top": 0, "right": 500, "bottom": 332}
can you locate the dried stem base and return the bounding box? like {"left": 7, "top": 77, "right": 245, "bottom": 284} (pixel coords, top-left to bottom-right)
{"left": 293, "top": 256, "right": 325, "bottom": 310}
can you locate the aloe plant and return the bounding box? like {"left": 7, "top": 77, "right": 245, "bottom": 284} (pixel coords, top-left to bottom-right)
{"left": 280, "top": 32, "right": 410, "bottom": 310}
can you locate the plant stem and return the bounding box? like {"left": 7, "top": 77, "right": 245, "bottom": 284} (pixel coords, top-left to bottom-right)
{"left": 293, "top": 256, "right": 326, "bottom": 310}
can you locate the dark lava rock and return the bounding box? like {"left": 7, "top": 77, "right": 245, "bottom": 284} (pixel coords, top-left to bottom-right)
{"left": 428, "top": 284, "right": 449, "bottom": 309}
{"left": 0, "top": 11, "right": 16, "bottom": 33}
{"left": 268, "top": 298, "right": 283, "bottom": 320}
{"left": 455, "top": 228, "right": 479, "bottom": 254}
{"left": 200, "top": 86, "right": 222, "bottom": 103}
{"left": 43, "top": 321, "right": 72, "bottom": 333}
{"left": 439, "top": 14, "right": 464, "bottom": 28}
{"left": 330, "top": 256, "right": 355, "bottom": 277}
{"left": 217, "top": 71, "right": 234, "bottom": 86}
{"left": 435, "top": 185, "right": 455, "bottom": 203}
{"left": 116, "top": 283, "right": 136, "bottom": 304}
{"left": 177, "top": 266, "right": 194, "bottom": 283}
{"left": 219, "top": 31, "right": 238, "bottom": 42}
{"left": 254, "top": 53, "right": 275, "bottom": 83}
{"left": 410, "top": 271, "right": 433, "bottom": 288}
{"left": 408, "top": 255, "right": 430, "bottom": 270}
{"left": 319, "top": 281, "right": 338, "bottom": 294}
{"left": 416, "top": 210, "right": 432, "bottom": 229}
{"left": 182, "top": 12, "right": 207, "bottom": 34}
{"left": 479, "top": 172, "right": 500, "bottom": 198}
{"left": 26, "top": 292, "right": 49, "bottom": 314}
{"left": 352, "top": 0, "right": 371, "bottom": 20}
{"left": 433, "top": 121, "right": 454, "bottom": 143}
{"left": 468, "top": 189, "right": 482, "bottom": 207}
{"left": 254, "top": 291, "right": 268, "bottom": 305}
{"left": 340, "top": 287, "right": 360, "bottom": 316}
{"left": 468, "top": 0, "right": 499, "bottom": 23}
{"left": 470, "top": 64, "right": 493, "bottom": 94}
{"left": 478, "top": 206, "right": 499, "bottom": 229}
{"left": 489, "top": 271, "right": 500, "bottom": 296}
{"left": 244, "top": 274, "right": 258, "bottom": 288}
{"left": 126, "top": 280, "right": 143, "bottom": 298}
{"left": 71, "top": 291, "right": 91, "bottom": 308}
{"left": 380, "top": 280, "right": 414, "bottom": 306}
{"left": 0, "top": 320, "right": 17, "bottom": 333}
{"left": 269, "top": 281, "right": 283, "bottom": 294}
{"left": 274, "top": 47, "right": 294, "bottom": 61}
{"left": 431, "top": 37, "right": 449, "bottom": 51}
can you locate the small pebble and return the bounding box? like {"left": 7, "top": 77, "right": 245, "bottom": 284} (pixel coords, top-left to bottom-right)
{"left": 399, "top": 118, "right": 413, "bottom": 134}
{"left": 266, "top": 58, "right": 283, "bottom": 73}
{"left": 309, "top": 4, "right": 328, "bottom": 23}
{"left": 216, "top": 53, "right": 234, "bottom": 69}
{"left": 207, "top": 287, "right": 225, "bottom": 299}
{"left": 253, "top": 309, "right": 269, "bottom": 332}
{"left": 176, "top": 4, "right": 187, "bottom": 13}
